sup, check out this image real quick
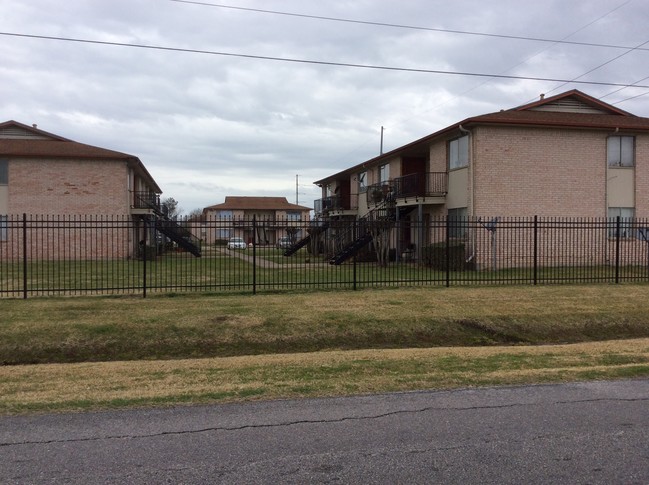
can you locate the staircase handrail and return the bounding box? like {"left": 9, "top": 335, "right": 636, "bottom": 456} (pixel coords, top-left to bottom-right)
{"left": 328, "top": 198, "right": 395, "bottom": 258}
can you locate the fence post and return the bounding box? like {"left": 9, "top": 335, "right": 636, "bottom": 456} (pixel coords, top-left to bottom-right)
{"left": 445, "top": 216, "right": 450, "bottom": 287}
{"left": 615, "top": 216, "right": 620, "bottom": 284}
{"left": 142, "top": 218, "right": 147, "bottom": 298}
{"left": 252, "top": 215, "right": 257, "bottom": 295}
{"left": 353, "top": 219, "right": 357, "bottom": 291}
{"left": 533, "top": 215, "right": 538, "bottom": 285}
{"left": 22, "top": 213, "right": 28, "bottom": 299}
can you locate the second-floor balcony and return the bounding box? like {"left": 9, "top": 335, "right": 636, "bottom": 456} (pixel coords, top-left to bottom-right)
{"left": 314, "top": 195, "right": 358, "bottom": 215}
{"left": 367, "top": 172, "right": 447, "bottom": 206}
{"left": 131, "top": 191, "right": 161, "bottom": 214}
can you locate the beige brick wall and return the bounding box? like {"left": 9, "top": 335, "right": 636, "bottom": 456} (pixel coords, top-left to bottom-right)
{"left": 8, "top": 158, "right": 130, "bottom": 215}
{"left": 472, "top": 126, "right": 608, "bottom": 218}
{"left": 2, "top": 158, "right": 137, "bottom": 260}
{"left": 635, "top": 133, "right": 649, "bottom": 217}
{"left": 0, "top": 214, "right": 133, "bottom": 261}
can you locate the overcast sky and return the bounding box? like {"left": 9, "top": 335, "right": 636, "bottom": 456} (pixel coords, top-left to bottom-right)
{"left": 3, "top": 0, "right": 649, "bottom": 213}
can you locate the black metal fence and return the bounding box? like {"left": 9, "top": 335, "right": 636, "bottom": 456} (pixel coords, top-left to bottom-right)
{"left": 1, "top": 214, "right": 648, "bottom": 298}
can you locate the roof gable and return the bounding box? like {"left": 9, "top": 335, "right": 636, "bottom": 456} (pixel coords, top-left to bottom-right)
{"left": 0, "top": 120, "right": 70, "bottom": 141}
{"left": 513, "top": 90, "right": 634, "bottom": 116}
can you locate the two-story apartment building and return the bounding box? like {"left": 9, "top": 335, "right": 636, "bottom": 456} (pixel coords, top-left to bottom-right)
{"left": 0, "top": 120, "right": 199, "bottom": 258}
{"left": 313, "top": 90, "right": 649, "bottom": 266}
{"left": 202, "top": 196, "right": 311, "bottom": 246}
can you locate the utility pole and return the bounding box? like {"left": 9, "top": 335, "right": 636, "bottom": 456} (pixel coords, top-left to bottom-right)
{"left": 296, "top": 174, "right": 299, "bottom": 205}
{"left": 380, "top": 126, "right": 384, "bottom": 154}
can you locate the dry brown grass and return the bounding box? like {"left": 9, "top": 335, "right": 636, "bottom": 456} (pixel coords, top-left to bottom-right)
{"left": 2, "top": 338, "right": 648, "bottom": 415}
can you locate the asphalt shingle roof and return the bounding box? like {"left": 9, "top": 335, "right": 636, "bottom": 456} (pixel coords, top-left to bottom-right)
{"left": 205, "top": 196, "right": 311, "bottom": 211}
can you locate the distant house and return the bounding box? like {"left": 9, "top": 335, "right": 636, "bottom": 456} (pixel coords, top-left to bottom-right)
{"left": 0, "top": 120, "right": 200, "bottom": 258}
{"left": 202, "top": 196, "right": 311, "bottom": 246}
{"left": 313, "top": 90, "right": 649, "bottom": 266}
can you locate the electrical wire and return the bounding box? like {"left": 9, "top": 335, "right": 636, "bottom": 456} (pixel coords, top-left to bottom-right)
{"left": 543, "top": 38, "right": 649, "bottom": 97}
{"left": 168, "top": 0, "right": 645, "bottom": 52}
{"left": 2, "top": 31, "right": 647, "bottom": 89}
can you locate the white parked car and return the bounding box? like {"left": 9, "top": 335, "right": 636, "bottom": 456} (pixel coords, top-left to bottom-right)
{"left": 226, "top": 237, "right": 247, "bottom": 250}
{"left": 276, "top": 236, "right": 293, "bottom": 249}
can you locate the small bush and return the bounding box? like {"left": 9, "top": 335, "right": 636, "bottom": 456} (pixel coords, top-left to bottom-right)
{"left": 422, "top": 242, "right": 467, "bottom": 271}
{"left": 137, "top": 244, "right": 159, "bottom": 261}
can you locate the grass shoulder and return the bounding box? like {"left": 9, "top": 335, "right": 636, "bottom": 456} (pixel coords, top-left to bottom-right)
{"left": 1, "top": 284, "right": 649, "bottom": 414}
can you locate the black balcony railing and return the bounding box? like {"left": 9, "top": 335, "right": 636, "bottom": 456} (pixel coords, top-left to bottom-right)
{"left": 393, "top": 172, "right": 447, "bottom": 198}
{"left": 314, "top": 195, "right": 342, "bottom": 214}
{"left": 366, "top": 183, "right": 394, "bottom": 206}
{"left": 133, "top": 191, "right": 161, "bottom": 212}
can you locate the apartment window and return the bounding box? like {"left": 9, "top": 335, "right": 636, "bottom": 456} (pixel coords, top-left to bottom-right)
{"left": 217, "top": 228, "right": 231, "bottom": 239}
{"left": 607, "top": 136, "right": 634, "bottom": 167}
{"left": 286, "top": 211, "right": 301, "bottom": 221}
{"left": 358, "top": 171, "right": 367, "bottom": 192}
{"left": 608, "top": 207, "right": 635, "bottom": 238}
{"left": 0, "top": 159, "right": 7, "bottom": 184}
{"left": 448, "top": 207, "right": 468, "bottom": 238}
{"left": 378, "top": 164, "right": 390, "bottom": 184}
{"left": 449, "top": 135, "right": 469, "bottom": 170}
{"left": 0, "top": 216, "right": 6, "bottom": 242}
{"left": 0, "top": 161, "right": 6, "bottom": 242}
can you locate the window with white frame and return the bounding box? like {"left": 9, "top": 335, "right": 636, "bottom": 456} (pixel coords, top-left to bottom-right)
{"left": 449, "top": 135, "right": 469, "bottom": 170}
{"left": 607, "top": 136, "right": 634, "bottom": 167}
{"left": 608, "top": 207, "right": 635, "bottom": 238}
{"left": 286, "top": 211, "right": 301, "bottom": 221}
{"left": 378, "top": 164, "right": 389, "bottom": 184}
{"left": 358, "top": 171, "right": 367, "bottom": 192}
{"left": 448, "top": 207, "right": 468, "bottom": 238}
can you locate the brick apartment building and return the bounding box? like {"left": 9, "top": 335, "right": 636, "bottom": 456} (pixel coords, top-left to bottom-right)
{"left": 313, "top": 90, "right": 649, "bottom": 268}
{"left": 202, "top": 196, "right": 311, "bottom": 246}
{"left": 0, "top": 120, "right": 172, "bottom": 259}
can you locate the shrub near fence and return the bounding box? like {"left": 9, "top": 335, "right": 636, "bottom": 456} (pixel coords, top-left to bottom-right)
{"left": 1, "top": 214, "right": 648, "bottom": 298}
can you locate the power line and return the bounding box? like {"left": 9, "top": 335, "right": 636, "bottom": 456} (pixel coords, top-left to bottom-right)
{"left": 2, "top": 31, "right": 648, "bottom": 89}
{"left": 389, "top": 0, "right": 632, "bottom": 133}
{"left": 601, "top": 75, "right": 649, "bottom": 99}
{"left": 169, "top": 0, "right": 648, "bottom": 52}
{"left": 544, "top": 38, "right": 649, "bottom": 97}
{"left": 611, "top": 90, "right": 649, "bottom": 105}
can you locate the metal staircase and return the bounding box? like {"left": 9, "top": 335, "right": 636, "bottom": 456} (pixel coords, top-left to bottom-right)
{"left": 135, "top": 192, "right": 202, "bottom": 257}
{"left": 329, "top": 231, "right": 374, "bottom": 265}
{"left": 328, "top": 201, "right": 396, "bottom": 265}
{"left": 283, "top": 222, "right": 329, "bottom": 256}
{"left": 154, "top": 219, "right": 202, "bottom": 257}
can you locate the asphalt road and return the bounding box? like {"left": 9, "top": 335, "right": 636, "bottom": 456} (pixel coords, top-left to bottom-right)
{"left": 1, "top": 379, "right": 648, "bottom": 484}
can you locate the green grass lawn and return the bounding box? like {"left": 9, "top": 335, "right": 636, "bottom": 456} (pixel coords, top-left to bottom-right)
{"left": 2, "top": 246, "right": 647, "bottom": 297}
{"left": 1, "top": 284, "right": 649, "bottom": 414}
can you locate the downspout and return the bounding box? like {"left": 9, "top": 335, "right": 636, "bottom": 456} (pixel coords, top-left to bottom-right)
{"left": 459, "top": 124, "right": 477, "bottom": 265}
{"left": 604, "top": 127, "right": 620, "bottom": 263}
{"left": 458, "top": 124, "right": 473, "bottom": 217}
